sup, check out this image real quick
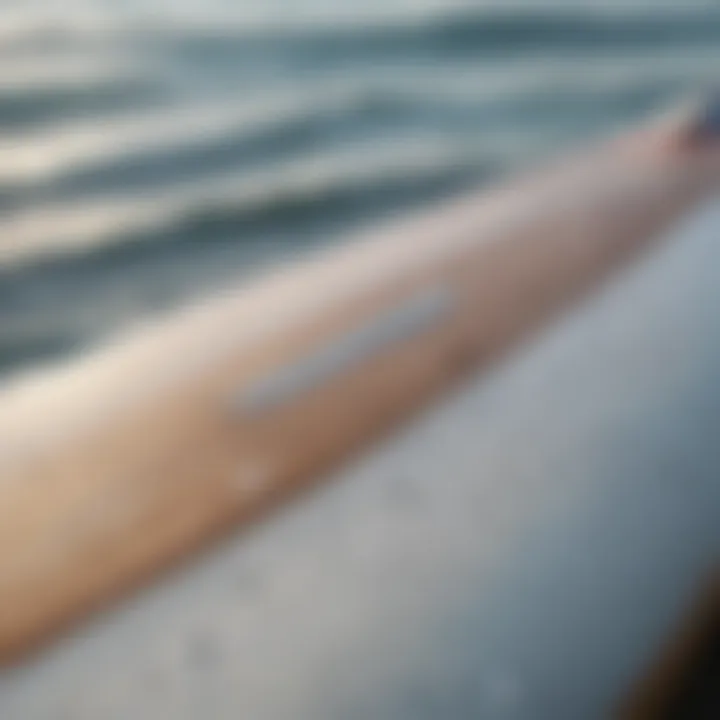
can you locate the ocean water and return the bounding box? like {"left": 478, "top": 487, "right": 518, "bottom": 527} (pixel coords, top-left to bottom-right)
{"left": 1, "top": 0, "right": 720, "bottom": 377}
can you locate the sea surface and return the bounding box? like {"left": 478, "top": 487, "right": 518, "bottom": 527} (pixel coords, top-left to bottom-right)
{"left": 2, "top": 0, "right": 720, "bottom": 377}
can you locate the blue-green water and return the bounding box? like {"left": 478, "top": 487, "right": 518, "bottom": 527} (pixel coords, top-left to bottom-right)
{"left": 1, "top": 0, "right": 720, "bottom": 376}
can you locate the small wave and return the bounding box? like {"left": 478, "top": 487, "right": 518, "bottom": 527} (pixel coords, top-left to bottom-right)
{"left": 0, "top": 129, "right": 546, "bottom": 271}
{"left": 0, "top": 88, "right": 391, "bottom": 190}
{"left": 0, "top": 61, "right": 163, "bottom": 129}
{"left": 1, "top": 43, "right": 716, "bottom": 198}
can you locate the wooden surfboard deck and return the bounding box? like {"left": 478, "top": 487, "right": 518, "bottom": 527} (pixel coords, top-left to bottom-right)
{"left": 1, "top": 108, "right": 720, "bottom": 663}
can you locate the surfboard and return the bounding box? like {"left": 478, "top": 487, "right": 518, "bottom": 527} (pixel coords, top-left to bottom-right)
{"left": 1, "top": 103, "right": 719, "bottom": 663}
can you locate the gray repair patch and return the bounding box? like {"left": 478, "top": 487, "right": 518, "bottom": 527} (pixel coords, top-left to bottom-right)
{"left": 232, "top": 285, "right": 454, "bottom": 417}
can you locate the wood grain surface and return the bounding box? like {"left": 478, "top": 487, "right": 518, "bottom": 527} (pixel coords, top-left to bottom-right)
{"left": 1, "top": 111, "right": 720, "bottom": 663}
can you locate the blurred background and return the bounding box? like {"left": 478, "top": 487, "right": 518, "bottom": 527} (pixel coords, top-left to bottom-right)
{"left": 2, "top": 0, "right": 720, "bottom": 379}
